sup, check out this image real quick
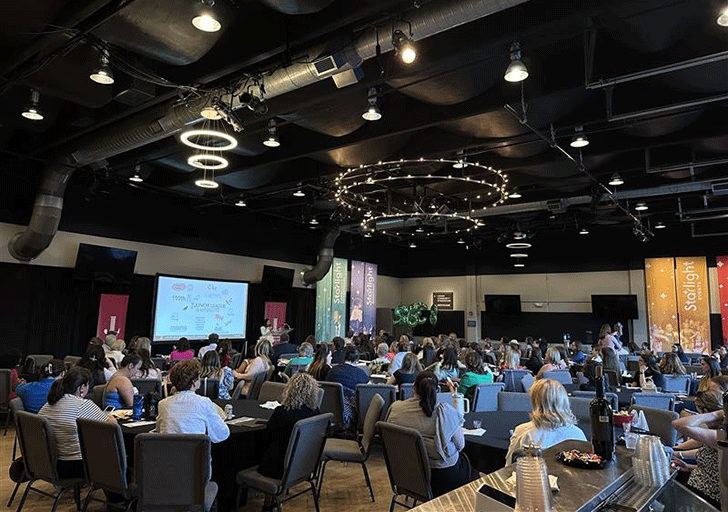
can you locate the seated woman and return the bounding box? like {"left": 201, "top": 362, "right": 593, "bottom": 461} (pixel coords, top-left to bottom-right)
{"left": 216, "top": 339, "right": 233, "bottom": 368}
{"left": 169, "top": 337, "right": 194, "bottom": 362}
{"left": 77, "top": 345, "right": 113, "bottom": 387}
{"left": 535, "top": 347, "right": 564, "bottom": 380}
{"left": 156, "top": 359, "right": 229, "bottom": 443}
{"left": 200, "top": 351, "right": 234, "bottom": 399}
{"left": 506, "top": 379, "right": 586, "bottom": 463}
{"left": 569, "top": 341, "right": 586, "bottom": 364}
{"left": 15, "top": 358, "right": 65, "bottom": 413}
{"left": 673, "top": 342, "right": 690, "bottom": 364}
{"left": 307, "top": 344, "right": 332, "bottom": 381}
{"left": 234, "top": 339, "right": 273, "bottom": 395}
{"left": 104, "top": 353, "right": 142, "bottom": 409}
{"left": 38, "top": 367, "right": 116, "bottom": 478}
{"left": 638, "top": 353, "right": 664, "bottom": 389}
{"left": 698, "top": 356, "right": 722, "bottom": 393}
{"left": 419, "top": 338, "right": 437, "bottom": 368}
{"left": 136, "top": 349, "right": 161, "bottom": 380}
{"left": 660, "top": 352, "right": 687, "bottom": 376}
{"left": 427, "top": 347, "right": 460, "bottom": 382}
{"left": 284, "top": 342, "right": 314, "bottom": 375}
{"left": 579, "top": 359, "right": 603, "bottom": 391}
{"left": 672, "top": 390, "right": 724, "bottom": 509}
{"left": 387, "top": 371, "right": 474, "bottom": 497}
{"left": 257, "top": 373, "right": 321, "bottom": 479}
{"left": 368, "top": 342, "right": 391, "bottom": 375}
{"left": 458, "top": 350, "right": 494, "bottom": 403}
{"left": 387, "top": 353, "right": 422, "bottom": 387}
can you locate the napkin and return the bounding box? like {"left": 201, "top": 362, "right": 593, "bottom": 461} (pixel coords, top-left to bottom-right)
{"left": 124, "top": 420, "right": 156, "bottom": 427}
{"left": 260, "top": 401, "right": 281, "bottom": 410}
{"left": 462, "top": 428, "right": 486, "bottom": 436}
{"left": 506, "top": 472, "right": 559, "bottom": 492}
{"left": 226, "top": 416, "right": 259, "bottom": 426}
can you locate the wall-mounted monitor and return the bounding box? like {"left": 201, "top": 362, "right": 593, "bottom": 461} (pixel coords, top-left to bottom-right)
{"left": 73, "top": 243, "right": 138, "bottom": 284}
{"left": 591, "top": 294, "right": 638, "bottom": 320}
{"left": 484, "top": 295, "right": 522, "bottom": 315}
{"left": 261, "top": 265, "right": 294, "bottom": 291}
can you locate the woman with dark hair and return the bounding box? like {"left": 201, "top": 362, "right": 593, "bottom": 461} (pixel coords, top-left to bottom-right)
{"left": 327, "top": 346, "right": 369, "bottom": 425}
{"left": 104, "top": 353, "right": 142, "bottom": 409}
{"left": 15, "top": 358, "right": 65, "bottom": 413}
{"left": 569, "top": 340, "right": 585, "bottom": 364}
{"left": 386, "top": 371, "right": 473, "bottom": 497}
{"left": 38, "top": 367, "right": 116, "bottom": 478}
{"left": 660, "top": 352, "right": 687, "bottom": 376}
{"left": 600, "top": 347, "right": 622, "bottom": 386}
{"left": 698, "top": 356, "right": 722, "bottom": 393}
{"left": 170, "top": 338, "right": 194, "bottom": 361}
{"left": 307, "top": 344, "right": 332, "bottom": 381}
{"left": 200, "top": 351, "right": 234, "bottom": 399}
{"left": 427, "top": 347, "right": 460, "bottom": 381}
{"left": 672, "top": 342, "right": 690, "bottom": 364}
{"left": 459, "top": 350, "right": 494, "bottom": 402}
{"left": 135, "top": 348, "right": 161, "bottom": 379}
{"left": 387, "top": 353, "right": 423, "bottom": 387}
{"left": 77, "top": 344, "right": 113, "bottom": 386}
{"left": 638, "top": 353, "right": 664, "bottom": 389}
{"left": 216, "top": 339, "right": 232, "bottom": 367}
{"left": 419, "top": 338, "right": 437, "bottom": 368}
{"left": 579, "top": 359, "right": 601, "bottom": 391}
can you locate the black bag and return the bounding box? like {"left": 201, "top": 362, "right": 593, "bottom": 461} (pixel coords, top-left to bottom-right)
{"left": 9, "top": 457, "right": 27, "bottom": 483}
{"left": 144, "top": 392, "right": 161, "bottom": 420}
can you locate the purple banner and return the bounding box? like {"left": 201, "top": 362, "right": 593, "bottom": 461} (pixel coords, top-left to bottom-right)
{"left": 349, "top": 261, "right": 365, "bottom": 334}
{"left": 363, "top": 262, "right": 378, "bottom": 335}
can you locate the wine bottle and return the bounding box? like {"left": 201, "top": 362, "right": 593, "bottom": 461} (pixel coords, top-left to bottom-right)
{"left": 590, "top": 365, "right": 615, "bottom": 461}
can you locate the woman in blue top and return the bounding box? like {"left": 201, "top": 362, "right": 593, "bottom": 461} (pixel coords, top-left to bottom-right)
{"left": 15, "top": 358, "right": 65, "bottom": 413}
{"left": 569, "top": 341, "right": 586, "bottom": 364}
{"left": 284, "top": 342, "right": 314, "bottom": 375}
{"left": 199, "top": 350, "right": 234, "bottom": 399}
{"left": 427, "top": 347, "right": 460, "bottom": 382}
{"left": 104, "top": 353, "right": 142, "bottom": 409}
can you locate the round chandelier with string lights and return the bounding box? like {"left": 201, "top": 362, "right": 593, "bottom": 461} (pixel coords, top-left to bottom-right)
{"left": 334, "top": 157, "right": 509, "bottom": 237}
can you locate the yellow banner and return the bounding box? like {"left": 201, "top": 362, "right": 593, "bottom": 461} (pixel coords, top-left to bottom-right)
{"left": 645, "top": 258, "right": 679, "bottom": 353}
{"left": 674, "top": 257, "right": 710, "bottom": 354}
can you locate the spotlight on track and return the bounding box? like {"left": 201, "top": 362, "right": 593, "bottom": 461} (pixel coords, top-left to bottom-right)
{"left": 570, "top": 126, "right": 589, "bottom": 148}
{"left": 504, "top": 41, "right": 528, "bottom": 82}
{"left": 392, "top": 29, "right": 416, "bottom": 64}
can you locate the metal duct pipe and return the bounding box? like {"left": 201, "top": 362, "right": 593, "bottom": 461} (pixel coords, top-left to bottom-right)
{"left": 302, "top": 229, "right": 340, "bottom": 285}
{"left": 9, "top": 0, "right": 529, "bottom": 261}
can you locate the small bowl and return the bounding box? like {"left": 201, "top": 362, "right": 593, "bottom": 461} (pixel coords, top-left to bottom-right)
{"left": 613, "top": 413, "right": 634, "bottom": 428}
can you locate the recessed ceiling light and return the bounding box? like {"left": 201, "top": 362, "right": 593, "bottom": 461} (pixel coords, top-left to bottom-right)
{"left": 510, "top": 253, "right": 528, "bottom": 258}
{"left": 194, "top": 178, "right": 219, "bottom": 189}
{"left": 392, "top": 30, "right": 416, "bottom": 64}
{"left": 89, "top": 50, "right": 114, "bottom": 85}
{"left": 504, "top": 42, "right": 528, "bottom": 82}
{"left": 579, "top": 227, "right": 589, "bottom": 235}
{"left": 509, "top": 191, "right": 522, "bottom": 199}
{"left": 192, "top": 13, "right": 221, "bottom": 32}
{"left": 293, "top": 189, "right": 305, "bottom": 197}
{"left": 188, "top": 154, "right": 228, "bottom": 169}
{"left": 608, "top": 173, "right": 624, "bottom": 186}
{"left": 180, "top": 129, "right": 237, "bottom": 151}
{"left": 718, "top": 9, "right": 728, "bottom": 26}
{"left": 570, "top": 126, "right": 589, "bottom": 148}
{"left": 21, "top": 89, "right": 43, "bottom": 121}
{"left": 635, "top": 202, "right": 648, "bottom": 211}
{"left": 505, "top": 242, "right": 531, "bottom": 249}
{"left": 235, "top": 199, "right": 246, "bottom": 207}
{"left": 655, "top": 221, "right": 666, "bottom": 229}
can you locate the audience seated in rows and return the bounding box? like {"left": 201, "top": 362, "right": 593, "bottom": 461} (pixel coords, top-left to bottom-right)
{"left": 104, "top": 353, "right": 142, "bottom": 409}
{"left": 15, "top": 358, "right": 65, "bottom": 413}
{"left": 234, "top": 339, "right": 273, "bottom": 395}
{"left": 200, "top": 351, "right": 234, "bottom": 399}
{"left": 170, "top": 337, "right": 195, "bottom": 361}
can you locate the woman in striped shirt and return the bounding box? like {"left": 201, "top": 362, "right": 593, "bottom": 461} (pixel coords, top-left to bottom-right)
{"left": 38, "top": 367, "right": 116, "bottom": 478}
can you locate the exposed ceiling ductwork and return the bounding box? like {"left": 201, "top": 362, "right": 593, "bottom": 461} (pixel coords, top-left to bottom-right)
{"left": 302, "top": 228, "right": 340, "bottom": 284}
{"left": 8, "top": 0, "right": 531, "bottom": 261}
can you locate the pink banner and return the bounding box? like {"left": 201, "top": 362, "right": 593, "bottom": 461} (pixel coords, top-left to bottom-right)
{"left": 97, "top": 294, "right": 129, "bottom": 339}
{"left": 264, "top": 302, "right": 287, "bottom": 331}
{"left": 718, "top": 256, "right": 728, "bottom": 346}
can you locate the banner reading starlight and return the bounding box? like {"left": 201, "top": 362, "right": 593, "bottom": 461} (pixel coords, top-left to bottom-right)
{"left": 349, "top": 261, "right": 378, "bottom": 335}
{"left": 315, "top": 258, "right": 348, "bottom": 342}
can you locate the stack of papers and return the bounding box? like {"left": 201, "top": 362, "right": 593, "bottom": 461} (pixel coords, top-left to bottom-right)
{"left": 463, "top": 428, "right": 486, "bottom": 436}
{"left": 226, "top": 416, "right": 259, "bottom": 426}
{"left": 260, "top": 401, "right": 281, "bottom": 410}
{"left": 124, "top": 420, "right": 156, "bottom": 427}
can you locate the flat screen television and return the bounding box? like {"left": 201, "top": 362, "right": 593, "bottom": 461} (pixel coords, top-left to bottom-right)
{"left": 484, "top": 295, "right": 522, "bottom": 315}
{"left": 591, "top": 294, "right": 638, "bottom": 320}
{"left": 73, "top": 243, "right": 137, "bottom": 284}
{"left": 261, "top": 265, "right": 294, "bottom": 290}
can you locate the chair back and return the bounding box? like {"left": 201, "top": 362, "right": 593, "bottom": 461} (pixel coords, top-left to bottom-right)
{"left": 521, "top": 373, "right": 535, "bottom": 391}
{"left": 377, "top": 421, "right": 432, "bottom": 503}
{"left": 629, "top": 405, "right": 679, "bottom": 446}
{"left": 497, "top": 391, "right": 532, "bottom": 412}
{"left": 319, "top": 382, "right": 346, "bottom": 430}
{"left": 355, "top": 383, "right": 396, "bottom": 431}
{"left": 626, "top": 359, "right": 640, "bottom": 372}
{"left": 92, "top": 384, "right": 106, "bottom": 408}
{"left": 77, "top": 417, "right": 130, "bottom": 497}
{"left": 685, "top": 364, "right": 703, "bottom": 376}
{"left": 472, "top": 383, "right": 505, "bottom": 412}
{"left": 279, "top": 353, "right": 299, "bottom": 362}
{"left": 15, "top": 411, "right": 59, "bottom": 483}
{"left": 604, "top": 369, "right": 620, "bottom": 388}
{"left": 361, "top": 394, "right": 384, "bottom": 454}
{"left": 246, "top": 371, "right": 268, "bottom": 400}
{"left": 568, "top": 397, "right": 594, "bottom": 434}
{"left": 662, "top": 375, "right": 690, "bottom": 394}
{"left": 135, "top": 433, "right": 211, "bottom": 510}
{"left": 0, "top": 369, "right": 11, "bottom": 409}
{"left": 400, "top": 383, "right": 414, "bottom": 400}
{"left": 288, "top": 363, "right": 309, "bottom": 374}
{"left": 151, "top": 357, "right": 166, "bottom": 370}
{"left": 258, "top": 382, "right": 286, "bottom": 402}
{"left": 230, "top": 353, "right": 243, "bottom": 371}
{"left": 279, "top": 413, "right": 333, "bottom": 490}
{"left": 195, "top": 378, "right": 219, "bottom": 399}
{"left": 314, "top": 387, "right": 324, "bottom": 408}
{"left": 501, "top": 369, "right": 531, "bottom": 392}
{"left": 572, "top": 390, "right": 619, "bottom": 411}
{"left": 63, "top": 355, "right": 81, "bottom": 368}
{"left": 131, "top": 379, "right": 162, "bottom": 396}
{"left": 543, "top": 370, "right": 573, "bottom": 385}
{"left": 631, "top": 392, "right": 675, "bottom": 411}
{"left": 26, "top": 354, "right": 53, "bottom": 374}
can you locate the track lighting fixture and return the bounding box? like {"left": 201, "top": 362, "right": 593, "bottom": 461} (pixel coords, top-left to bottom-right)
{"left": 409, "top": 240, "right": 417, "bottom": 248}
{"left": 635, "top": 202, "right": 648, "bottom": 211}
{"left": 21, "top": 89, "right": 44, "bottom": 121}
{"left": 509, "top": 191, "right": 522, "bottom": 199}
{"left": 608, "top": 173, "right": 624, "bottom": 186}
{"left": 129, "top": 165, "right": 144, "bottom": 183}
{"left": 89, "top": 50, "right": 114, "bottom": 85}
{"left": 392, "top": 29, "right": 416, "bottom": 64}
{"left": 293, "top": 189, "right": 305, "bottom": 197}
{"left": 579, "top": 227, "right": 589, "bottom": 235}
{"left": 309, "top": 217, "right": 319, "bottom": 225}
{"left": 263, "top": 119, "right": 280, "bottom": 148}
{"left": 235, "top": 198, "right": 246, "bottom": 207}
{"left": 570, "top": 126, "right": 589, "bottom": 148}
{"left": 362, "top": 87, "right": 382, "bottom": 121}
{"left": 718, "top": 7, "right": 728, "bottom": 26}
{"left": 654, "top": 221, "right": 666, "bottom": 229}
{"left": 504, "top": 42, "right": 528, "bottom": 82}
{"left": 457, "top": 238, "right": 465, "bottom": 244}
{"left": 192, "top": 0, "right": 221, "bottom": 32}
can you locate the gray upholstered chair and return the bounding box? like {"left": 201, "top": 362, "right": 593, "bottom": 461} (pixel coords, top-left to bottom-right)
{"left": 91, "top": 384, "right": 106, "bottom": 408}
{"left": 236, "top": 413, "right": 333, "bottom": 511}
{"left": 319, "top": 394, "right": 383, "bottom": 502}
{"left": 631, "top": 392, "right": 676, "bottom": 411}
{"left": 377, "top": 421, "right": 433, "bottom": 510}
{"left": 568, "top": 396, "right": 595, "bottom": 435}
{"left": 6, "top": 397, "right": 25, "bottom": 507}
{"left": 543, "top": 370, "right": 573, "bottom": 385}
{"left": 399, "top": 383, "right": 414, "bottom": 400}
{"left": 258, "top": 381, "right": 286, "bottom": 402}
{"left": 629, "top": 405, "right": 679, "bottom": 447}
{"left": 572, "top": 390, "right": 619, "bottom": 411}
{"left": 77, "top": 417, "right": 135, "bottom": 511}
{"left": 319, "top": 382, "right": 346, "bottom": 432}
{"left": 63, "top": 355, "right": 82, "bottom": 368}
{"left": 25, "top": 354, "right": 53, "bottom": 373}
{"left": 497, "top": 391, "right": 532, "bottom": 412}
{"left": 355, "top": 383, "right": 396, "bottom": 431}
{"left": 130, "top": 379, "right": 162, "bottom": 396}
{"left": 14, "top": 411, "right": 85, "bottom": 512}
{"left": 500, "top": 369, "right": 531, "bottom": 392}
{"left": 134, "top": 433, "right": 217, "bottom": 512}
{"left": 195, "top": 378, "right": 219, "bottom": 399}
{"left": 243, "top": 370, "right": 268, "bottom": 400}
{"left": 472, "top": 382, "right": 505, "bottom": 412}
{"left": 662, "top": 375, "right": 691, "bottom": 394}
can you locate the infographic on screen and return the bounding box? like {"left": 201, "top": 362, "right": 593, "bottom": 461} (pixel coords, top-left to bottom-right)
{"left": 152, "top": 275, "right": 248, "bottom": 341}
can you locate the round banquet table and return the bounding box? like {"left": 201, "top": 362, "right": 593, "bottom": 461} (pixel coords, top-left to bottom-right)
{"left": 461, "top": 410, "right": 531, "bottom": 473}
{"left": 119, "top": 399, "right": 274, "bottom": 511}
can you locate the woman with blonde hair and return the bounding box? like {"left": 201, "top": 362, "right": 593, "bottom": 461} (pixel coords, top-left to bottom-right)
{"left": 234, "top": 338, "right": 273, "bottom": 394}
{"left": 388, "top": 353, "right": 423, "bottom": 387}
{"left": 506, "top": 379, "right": 586, "bottom": 463}
{"left": 535, "top": 347, "right": 562, "bottom": 379}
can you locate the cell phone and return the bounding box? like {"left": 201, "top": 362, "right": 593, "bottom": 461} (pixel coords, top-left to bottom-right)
{"left": 103, "top": 405, "right": 116, "bottom": 413}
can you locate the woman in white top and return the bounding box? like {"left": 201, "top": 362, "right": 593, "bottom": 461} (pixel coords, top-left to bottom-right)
{"left": 234, "top": 338, "right": 272, "bottom": 394}
{"left": 506, "top": 379, "right": 586, "bottom": 463}
{"left": 535, "top": 347, "right": 564, "bottom": 380}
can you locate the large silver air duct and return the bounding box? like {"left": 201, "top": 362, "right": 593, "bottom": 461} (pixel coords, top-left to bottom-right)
{"left": 9, "top": 0, "right": 530, "bottom": 261}
{"left": 302, "top": 229, "right": 340, "bottom": 285}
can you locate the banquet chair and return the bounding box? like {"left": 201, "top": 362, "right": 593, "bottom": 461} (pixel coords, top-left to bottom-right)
{"left": 355, "top": 383, "right": 396, "bottom": 431}
{"left": 543, "top": 370, "right": 573, "bottom": 385}
{"left": 319, "top": 395, "right": 383, "bottom": 502}
{"left": 196, "top": 378, "right": 219, "bottom": 399}
{"left": 259, "top": 381, "right": 286, "bottom": 402}
{"left": 629, "top": 405, "right": 679, "bottom": 446}
{"left": 241, "top": 370, "right": 268, "bottom": 400}
{"left": 25, "top": 354, "right": 53, "bottom": 374}
{"left": 236, "top": 413, "right": 333, "bottom": 511}
{"left": 7, "top": 398, "right": 25, "bottom": 507}
{"left": 497, "top": 391, "right": 532, "bottom": 412}
{"left": 472, "top": 383, "right": 505, "bottom": 412}
{"left": 77, "top": 418, "right": 135, "bottom": 511}
{"left": 572, "top": 391, "right": 619, "bottom": 411}
{"left": 500, "top": 369, "right": 531, "bottom": 392}
{"left": 1, "top": 368, "right": 11, "bottom": 435}
{"left": 91, "top": 384, "right": 106, "bottom": 408}
{"left": 63, "top": 355, "right": 81, "bottom": 368}
{"left": 377, "top": 421, "right": 433, "bottom": 511}
{"left": 14, "top": 411, "right": 85, "bottom": 512}
{"left": 631, "top": 392, "right": 676, "bottom": 411}
{"left": 568, "top": 397, "right": 595, "bottom": 435}
{"left": 319, "top": 382, "right": 346, "bottom": 432}
{"left": 662, "top": 375, "right": 691, "bottom": 394}
{"left": 130, "top": 379, "right": 162, "bottom": 396}
{"left": 135, "top": 433, "right": 217, "bottom": 512}
{"left": 400, "top": 383, "right": 414, "bottom": 400}
{"left": 521, "top": 373, "right": 535, "bottom": 392}
{"left": 604, "top": 369, "right": 620, "bottom": 388}
{"left": 151, "top": 357, "right": 166, "bottom": 370}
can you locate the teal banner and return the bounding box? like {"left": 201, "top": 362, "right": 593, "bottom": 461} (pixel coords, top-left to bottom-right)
{"left": 315, "top": 257, "right": 348, "bottom": 342}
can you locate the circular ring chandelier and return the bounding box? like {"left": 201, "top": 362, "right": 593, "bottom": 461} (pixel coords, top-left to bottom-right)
{"left": 334, "top": 158, "right": 508, "bottom": 236}
{"left": 194, "top": 178, "right": 219, "bottom": 189}
{"left": 188, "top": 154, "right": 228, "bottom": 170}
{"left": 180, "top": 129, "right": 238, "bottom": 151}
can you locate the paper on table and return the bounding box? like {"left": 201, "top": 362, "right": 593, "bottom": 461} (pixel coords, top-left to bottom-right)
{"left": 124, "top": 420, "right": 156, "bottom": 427}
{"left": 226, "top": 416, "right": 259, "bottom": 426}
{"left": 463, "top": 428, "right": 486, "bottom": 436}
{"left": 506, "top": 472, "right": 559, "bottom": 492}
{"left": 260, "top": 401, "right": 281, "bottom": 410}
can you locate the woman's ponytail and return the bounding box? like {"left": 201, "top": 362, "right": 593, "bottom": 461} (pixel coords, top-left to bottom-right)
{"left": 414, "top": 371, "right": 439, "bottom": 417}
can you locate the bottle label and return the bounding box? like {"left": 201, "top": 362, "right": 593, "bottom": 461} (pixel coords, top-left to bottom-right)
{"left": 599, "top": 415, "right": 609, "bottom": 423}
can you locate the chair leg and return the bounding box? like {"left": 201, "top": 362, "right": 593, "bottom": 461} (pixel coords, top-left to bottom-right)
{"left": 82, "top": 486, "right": 96, "bottom": 512}
{"left": 12, "top": 432, "right": 17, "bottom": 460}
{"left": 361, "top": 462, "right": 375, "bottom": 502}
{"left": 3, "top": 411, "right": 10, "bottom": 436}
{"left": 317, "top": 460, "right": 328, "bottom": 496}
{"left": 16, "top": 481, "right": 33, "bottom": 512}
{"left": 49, "top": 488, "right": 65, "bottom": 512}
{"left": 273, "top": 497, "right": 282, "bottom": 512}
{"left": 310, "top": 481, "right": 321, "bottom": 512}
{"left": 389, "top": 493, "right": 397, "bottom": 512}
{"left": 7, "top": 481, "right": 21, "bottom": 507}
{"left": 236, "top": 484, "right": 248, "bottom": 508}
{"left": 74, "top": 486, "right": 81, "bottom": 511}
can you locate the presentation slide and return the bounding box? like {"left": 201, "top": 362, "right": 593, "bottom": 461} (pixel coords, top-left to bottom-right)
{"left": 152, "top": 275, "right": 248, "bottom": 341}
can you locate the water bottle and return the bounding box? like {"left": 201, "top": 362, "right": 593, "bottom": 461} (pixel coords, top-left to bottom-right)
{"left": 132, "top": 394, "right": 144, "bottom": 420}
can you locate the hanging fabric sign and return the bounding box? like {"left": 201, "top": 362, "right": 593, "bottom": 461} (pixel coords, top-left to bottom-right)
{"left": 349, "top": 261, "right": 365, "bottom": 334}
{"left": 97, "top": 294, "right": 129, "bottom": 339}
{"left": 717, "top": 255, "right": 728, "bottom": 346}
{"left": 645, "top": 258, "right": 679, "bottom": 353}
{"left": 674, "top": 257, "right": 710, "bottom": 354}
{"left": 362, "top": 262, "right": 378, "bottom": 335}
{"left": 315, "top": 258, "right": 348, "bottom": 342}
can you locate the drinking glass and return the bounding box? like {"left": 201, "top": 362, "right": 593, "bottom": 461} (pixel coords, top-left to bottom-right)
{"left": 473, "top": 419, "right": 482, "bottom": 430}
